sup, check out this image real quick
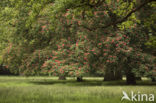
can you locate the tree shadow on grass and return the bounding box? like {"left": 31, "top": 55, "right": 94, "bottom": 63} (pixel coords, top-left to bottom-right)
{"left": 29, "top": 79, "right": 156, "bottom": 86}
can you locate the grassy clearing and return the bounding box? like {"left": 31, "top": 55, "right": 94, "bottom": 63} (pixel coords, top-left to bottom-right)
{"left": 0, "top": 76, "right": 155, "bottom": 103}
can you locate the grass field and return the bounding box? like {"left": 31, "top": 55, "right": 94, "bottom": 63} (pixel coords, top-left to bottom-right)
{"left": 0, "top": 76, "right": 155, "bottom": 103}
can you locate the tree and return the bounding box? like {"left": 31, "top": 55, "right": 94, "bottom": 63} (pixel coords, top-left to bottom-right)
{"left": 0, "top": 0, "right": 156, "bottom": 84}
{"left": 50, "top": 0, "right": 156, "bottom": 84}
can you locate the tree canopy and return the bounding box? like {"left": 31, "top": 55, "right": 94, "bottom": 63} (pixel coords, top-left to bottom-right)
{"left": 0, "top": 0, "right": 156, "bottom": 84}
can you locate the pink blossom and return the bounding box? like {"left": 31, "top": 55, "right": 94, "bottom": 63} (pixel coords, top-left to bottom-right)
{"left": 105, "top": 44, "right": 109, "bottom": 47}
{"left": 64, "top": 13, "right": 69, "bottom": 17}
{"left": 134, "top": 24, "right": 136, "bottom": 27}
{"left": 42, "top": 26, "right": 46, "bottom": 29}
{"left": 103, "top": 53, "right": 107, "bottom": 56}
{"left": 42, "top": 63, "right": 47, "bottom": 68}
{"left": 67, "top": 20, "right": 69, "bottom": 24}
{"left": 112, "top": 40, "right": 114, "bottom": 43}
{"left": 98, "top": 43, "right": 102, "bottom": 46}
{"left": 69, "top": 72, "right": 73, "bottom": 75}
{"left": 116, "top": 38, "right": 120, "bottom": 41}
{"left": 76, "top": 42, "right": 78, "bottom": 47}
{"left": 78, "top": 21, "right": 81, "bottom": 25}
{"left": 84, "top": 57, "right": 87, "bottom": 61}
{"left": 104, "top": 11, "right": 107, "bottom": 15}
{"left": 113, "top": 56, "right": 116, "bottom": 58}
{"left": 123, "top": 35, "right": 126, "bottom": 37}
{"left": 94, "top": 12, "right": 97, "bottom": 15}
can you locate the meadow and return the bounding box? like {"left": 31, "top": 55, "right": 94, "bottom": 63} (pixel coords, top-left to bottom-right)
{"left": 0, "top": 76, "right": 155, "bottom": 103}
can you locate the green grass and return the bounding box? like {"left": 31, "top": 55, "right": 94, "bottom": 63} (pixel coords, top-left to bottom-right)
{"left": 0, "top": 76, "right": 155, "bottom": 103}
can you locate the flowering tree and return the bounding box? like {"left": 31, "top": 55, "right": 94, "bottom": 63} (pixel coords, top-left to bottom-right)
{"left": 41, "top": 33, "right": 93, "bottom": 80}
{"left": 49, "top": 0, "right": 156, "bottom": 84}
{"left": 1, "top": 0, "right": 156, "bottom": 84}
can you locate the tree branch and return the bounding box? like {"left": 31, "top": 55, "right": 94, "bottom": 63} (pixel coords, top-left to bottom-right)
{"left": 84, "top": 0, "right": 156, "bottom": 31}
{"left": 87, "top": 0, "right": 105, "bottom": 7}
{"left": 71, "top": 0, "right": 105, "bottom": 9}
{"left": 100, "top": 0, "right": 156, "bottom": 29}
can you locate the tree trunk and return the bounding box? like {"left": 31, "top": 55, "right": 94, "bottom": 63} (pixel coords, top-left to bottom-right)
{"left": 125, "top": 57, "right": 136, "bottom": 85}
{"left": 77, "top": 76, "right": 83, "bottom": 82}
{"left": 104, "top": 68, "right": 115, "bottom": 81}
{"left": 114, "top": 68, "right": 122, "bottom": 80}
{"left": 152, "top": 78, "right": 156, "bottom": 82}
{"left": 136, "top": 77, "right": 142, "bottom": 81}
{"left": 58, "top": 76, "right": 66, "bottom": 80}
{"left": 126, "top": 70, "right": 136, "bottom": 85}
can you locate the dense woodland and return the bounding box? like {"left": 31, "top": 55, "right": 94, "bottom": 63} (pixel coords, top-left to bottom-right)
{"left": 0, "top": 0, "right": 156, "bottom": 84}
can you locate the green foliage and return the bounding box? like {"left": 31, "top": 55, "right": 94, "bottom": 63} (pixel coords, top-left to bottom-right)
{"left": 145, "top": 36, "right": 156, "bottom": 48}
{"left": 2, "top": 45, "right": 25, "bottom": 74}
{"left": 20, "top": 49, "right": 53, "bottom": 76}
{"left": 0, "top": 0, "right": 156, "bottom": 80}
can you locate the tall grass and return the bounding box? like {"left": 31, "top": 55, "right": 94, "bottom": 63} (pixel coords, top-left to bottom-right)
{"left": 0, "top": 76, "right": 155, "bottom": 103}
